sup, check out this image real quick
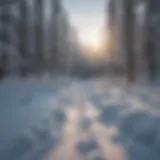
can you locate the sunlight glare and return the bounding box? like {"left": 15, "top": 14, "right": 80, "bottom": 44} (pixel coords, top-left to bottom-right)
{"left": 78, "top": 29, "right": 101, "bottom": 50}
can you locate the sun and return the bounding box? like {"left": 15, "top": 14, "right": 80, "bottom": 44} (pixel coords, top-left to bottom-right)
{"left": 78, "top": 29, "right": 101, "bottom": 50}
{"left": 88, "top": 34, "right": 101, "bottom": 49}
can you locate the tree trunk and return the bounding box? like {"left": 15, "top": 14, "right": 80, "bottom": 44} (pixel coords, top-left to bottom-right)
{"left": 0, "top": 8, "right": 10, "bottom": 78}
{"left": 19, "top": 0, "right": 28, "bottom": 77}
{"left": 123, "top": 0, "right": 135, "bottom": 82}
{"left": 145, "top": 0, "right": 158, "bottom": 81}
{"left": 50, "top": 0, "right": 60, "bottom": 75}
{"left": 35, "top": 0, "right": 44, "bottom": 75}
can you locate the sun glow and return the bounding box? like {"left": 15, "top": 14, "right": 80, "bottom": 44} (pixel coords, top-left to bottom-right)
{"left": 78, "top": 27, "right": 111, "bottom": 60}
{"left": 78, "top": 29, "right": 101, "bottom": 51}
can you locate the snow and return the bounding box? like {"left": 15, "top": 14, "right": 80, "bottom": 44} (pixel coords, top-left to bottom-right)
{"left": 0, "top": 78, "right": 67, "bottom": 160}
{"left": 0, "top": 77, "right": 160, "bottom": 160}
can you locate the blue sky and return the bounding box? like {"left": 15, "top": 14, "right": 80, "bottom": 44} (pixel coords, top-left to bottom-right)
{"left": 63, "top": 0, "right": 107, "bottom": 42}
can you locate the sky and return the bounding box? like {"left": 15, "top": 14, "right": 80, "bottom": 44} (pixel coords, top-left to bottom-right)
{"left": 63, "top": 0, "right": 107, "bottom": 44}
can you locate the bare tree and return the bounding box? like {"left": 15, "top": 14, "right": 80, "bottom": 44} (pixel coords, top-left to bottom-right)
{"left": 50, "top": 0, "right": 61, "bottom": 75}
{"left": 19, "top": 0, "right": 28, "bottom": 77}
{"left": 107, "top": 0, "right": 135, "bottom": 82}
{"left": 0, "top": 0, "right": 20, "bottom": 6}
{"left": 34, "top": 0, "right": 44, "bottom": 75}
{"left": 145, "top": 0, "right": 160, "bottom": 81}
{"left": 107, "top": 0, "right": 116, "bottom": 58}
{"left": 123, "top": 0, "right": 135, "bottom": 82}
{"left": 108, "top": 0, "right": 116, "bottom": 27}
{"left": 0, "top": 7, "right": 10, "bottom": 78}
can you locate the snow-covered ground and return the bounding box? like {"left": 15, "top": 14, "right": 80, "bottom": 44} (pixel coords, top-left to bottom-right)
{"left": 0, "top": 77, "right": 160, "bottom": 160}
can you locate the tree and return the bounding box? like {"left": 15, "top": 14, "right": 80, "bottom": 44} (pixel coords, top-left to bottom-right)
{"left": 0, "top": 0, "right": 20, "bottom": 6}
{"left": 0, "top": 7, "right": 10, "bottom": 77}
{"left": 50, "top": 0, "right": 61, "bottom": 74}
{"left": 108, "top": 0, "right": 116, "bottom": 27}
{"left": 107, "top": 0, "right": 135, "bottom": 82}
{"left": 145, "top": 0, "right": 160, "bottom": 80}
{"left": 107, "top": 0, "right": 116, "bottom": 57}
{"left": 123, "top": 0, "right": 135, "bottom": 82}
{"left": 34, "top": 0, "right": 44, "bottom": 74}
{"left": 19, "top": 0, "right": 28, "bottom": 76}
